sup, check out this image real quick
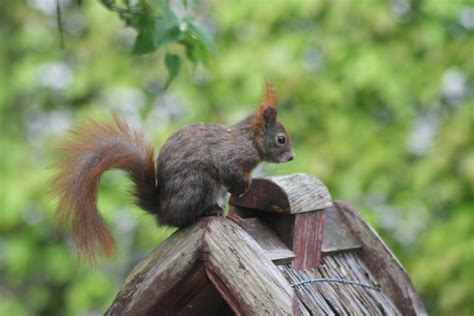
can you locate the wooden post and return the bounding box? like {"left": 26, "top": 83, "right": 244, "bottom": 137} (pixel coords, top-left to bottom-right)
{"left": 292, "top": 210, "right": 325, "bottom": 270}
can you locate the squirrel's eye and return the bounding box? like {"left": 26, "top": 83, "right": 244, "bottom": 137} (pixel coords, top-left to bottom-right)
{"left": 276, "top": 134, "right": 286, "bottom": 145}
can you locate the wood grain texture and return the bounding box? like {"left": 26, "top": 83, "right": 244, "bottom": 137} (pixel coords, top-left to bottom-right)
{"left": 105, "top": 223, "right": 205, "bottom": 316}
{"left": 292, "top": 211, "right": 325, "bottom": 270}
{"left": 173, "top": 282, "right": 233, "bottom": 316}
{"left": 229, "top": 173, "right": 332, "bottom": 214}
{"left": 107, "top": 216, "right": 301, "bottom": 315}
{"left": 148, "top": 263, "right": 229, "bottom": 316}
{"left": 229, "top": 206, "right": 296, "bottom": 250}
{"left": 232, "top": 217, "right": 295, "bottom": 264}
{"left": 204, "top": 217, "right": 296, "bottom": 315}
{"left": 322, "top": 206, "right": 362, "bottom": 255}
{"left": 334, "top": 201, "right": 427, "bottom": 316}
{"left": 267, "top": 173, "right": 333, "bottom": 213}
{"left": 293, "top": 298, "right": 311, "bottom": 316}
{"left": 280, "top": 252, "right": 402, "bottom": 316}
{"left": 281, "top": 267, "right": 335, "bottom": 314}
{"left": 229, "top": 178, "right": 290, "bottom": 213}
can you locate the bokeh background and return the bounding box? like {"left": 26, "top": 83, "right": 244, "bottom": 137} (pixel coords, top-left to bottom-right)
{"left": 1, "top": 0, "right": 473, "bottom": 315}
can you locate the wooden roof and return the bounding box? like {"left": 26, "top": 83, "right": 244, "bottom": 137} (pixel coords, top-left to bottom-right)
{"left": 106, "top": 173, "right": 426, "bottom": 316}
{"left": 280, "top": 252, "right": 400, "bottom": 315}
{"left": 106, "top": 217, "right": 299, "bottom": 315}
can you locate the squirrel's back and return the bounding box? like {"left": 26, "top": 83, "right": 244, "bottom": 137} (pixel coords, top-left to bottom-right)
{"left": 155, "top": 122, "right": 258, "bottom": 227}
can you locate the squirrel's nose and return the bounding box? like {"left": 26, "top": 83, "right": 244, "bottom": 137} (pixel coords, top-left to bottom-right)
{"left": 288, "top": 154, "right": 295, "bottom": 161}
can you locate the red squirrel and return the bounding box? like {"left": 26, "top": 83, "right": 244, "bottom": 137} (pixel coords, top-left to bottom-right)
{"left": 50, "top": 80, "right": 295, "bottom": 260}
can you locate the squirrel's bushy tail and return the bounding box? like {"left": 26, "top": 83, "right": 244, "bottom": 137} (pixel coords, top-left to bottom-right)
{"left": 50, "top": 115, "right": 157, "bottom": 261}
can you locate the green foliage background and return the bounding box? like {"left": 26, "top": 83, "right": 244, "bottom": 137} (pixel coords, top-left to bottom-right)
{"left": 1, "top": 0, "right": 473, "bottom": 315}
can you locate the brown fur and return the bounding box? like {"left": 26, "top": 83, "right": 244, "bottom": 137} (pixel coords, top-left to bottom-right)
{"left": 50, "top": 115, "right": 156, "bottom": 261}
{"left": 50, "top": 80, "right": 294, "bottom": 262}
{"left": 253, "top": 79, "right": 278, "bottom": 135}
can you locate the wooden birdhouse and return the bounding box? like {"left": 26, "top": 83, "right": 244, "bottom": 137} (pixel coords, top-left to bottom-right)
{"left": 107, "top": 173, "right": 426, "bottom": 316}
{"left": 229, "top": 173, "right": 332, "bottom": 270}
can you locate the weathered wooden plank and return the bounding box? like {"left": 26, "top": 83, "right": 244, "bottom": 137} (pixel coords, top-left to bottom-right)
{"left": 231, "top": 217, "right": 295, "bottom": 264}
{"left": 314, "top": 263, "right": 350, "bottom": 315}
{"left": 149, "top": 263, "right": 213, "bottom": 316}
{"left": 279, "top": 265, "right": 335, "bottom": 315}
{"left": 292, "top": 211, "right": 325, "bottom": 270}
{"left": 292, "top": 297, "right": 312, "bottom": 316}
{"left": 268, "top": 173, "right": 333, "bottom": 213}
{"left": 105, "top": 223, "right": 205, "bottom": 316}
{"left": 257, "top": 212, "right": 296, "bottom": 251}
{"left": 229, "top": 178, "right": 291, "bottom": 213}
{"left": 203, "top": 217, "right": 296, "bottom": 315}
{"left": 229, "top": 173, "right": 332, "bottom": 214}
{"left": 322, "top": 255, "right": 372, "bottom": 315}
{"left": 334, "top": 201, "right": 427, "bottom": 316}
{"left": 341, "top": 252, "right": 400, "bottom": 315}
{"left": 175, "top": 282, "right": 234, "bottom": 316}
{"left": 331, "top": 254, "right": 382, "bottom": 316}
{"left": 280, "top": 251, "right": 405, "bottom": 316}
{"left": 229, "top": 205, "right": 296, "bottom": 252}
{"left": 322, "top": 206, "right": 362, "bottom": 255}
{"left": 231, "top": 205, "right": 326, "bottom": 270}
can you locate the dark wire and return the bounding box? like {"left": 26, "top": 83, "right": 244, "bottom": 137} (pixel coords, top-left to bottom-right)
{"left": 291, "top": 278, "right": 381, "bottom": 291}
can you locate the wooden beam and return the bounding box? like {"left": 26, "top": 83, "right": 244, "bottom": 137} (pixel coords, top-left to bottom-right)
{"left": 322, "top": 206, "right": 362, "bottom": 255}
{"left": 148, "top": 263, "right": 213, "bottom": 315}
{"left": 334, "top": 201, "right": 427, "bottom": 316}
{"left": 268, "top": 173, "right": 333, "bottom": 213}
{"left": 229, "top": 178, "right": 290, "bottom": 213}
{"left": 174, "top": 282, "right": 234, "bottom": 316}
{"left": 203, "top": 217, "right": 296, "bottom": 315}
{"left": 292, "top": 211, "right": 325, "bottom": 270}
{"left": 231, "top": 217, "right": 295, "bottom": 264}
{"left": 230, "top": 205, "right": 296, "bottom": 251}
{"left": 230, "top": 173, "right": 333, "bottom": 214}
{"left": 107, "top": 217, "right": 302, "bottom": 315}
{"left": 105, "top": 223, "right": 205, "bottom": 316}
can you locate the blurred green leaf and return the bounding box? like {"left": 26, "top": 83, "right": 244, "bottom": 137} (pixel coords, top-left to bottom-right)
{"left": 165, "top": 52, "right": 180, "bottom": 88}
{"left": 132, "top": 17, "right": 180, "bottom": 55}
{"left": 184, "top": 18, "right": 216, "bottom": 53}
{"left": 154, "top": 0, "right": 179, "bottom": 25}
{"left": 132, "top": 29, "right": 155, "bottom": 54}
{"left": 154, "top": 18, "right": 180, "bottom": 48}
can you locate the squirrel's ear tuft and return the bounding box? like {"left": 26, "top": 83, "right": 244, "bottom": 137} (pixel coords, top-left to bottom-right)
{"left": 261, "top": 78, "right": 278, "bottom": 109}
{"left": 253, "top": 79, "right": 278, "bottom": 132}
